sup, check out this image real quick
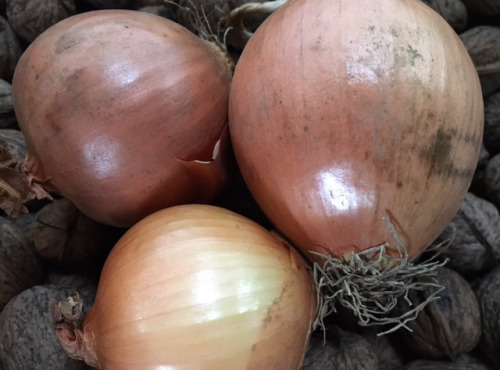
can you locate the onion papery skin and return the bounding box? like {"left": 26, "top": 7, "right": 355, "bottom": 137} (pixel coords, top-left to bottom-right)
{"left": 228, "top": 0, "right": 484, "bottom": 262}
{"left": 12, "top": 9, "right": 233, "bottom": 227}
{"left": 57, "top": 204, "right": 317, "bottom": 370}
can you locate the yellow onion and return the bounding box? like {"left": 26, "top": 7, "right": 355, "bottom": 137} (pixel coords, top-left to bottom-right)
{"left": 54, "top": 204, "right": 317, "bottom": 370}
{"left": 227, "top": 0, "right": 483, "bottom": 329}
{"left": 4, "top": 9, "right": 233, "bottom": 227}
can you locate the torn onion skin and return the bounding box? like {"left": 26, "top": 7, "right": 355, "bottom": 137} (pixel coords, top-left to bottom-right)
{"left": 228, "top": 0, "right": 484, "bottom": 263}
{"left": 9, "top": 9, "right": 233, "bottom": 227}
{"left": 54, "top": 204, "right": 318, "bottom": 370}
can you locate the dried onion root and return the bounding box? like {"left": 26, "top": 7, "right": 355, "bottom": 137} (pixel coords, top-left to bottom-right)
{"left": 220, "top": 0, "right": 286, "bottom": 49}
{"left": 312, "top": 219, "right": 448, "bottom": 335}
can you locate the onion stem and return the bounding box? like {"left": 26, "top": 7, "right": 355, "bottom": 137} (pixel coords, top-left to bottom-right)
{"left": 53, "top": 292, "right": 98, "bottom": 368}
{"left": 220, "top": 0, "right": 288, "bottom": 49}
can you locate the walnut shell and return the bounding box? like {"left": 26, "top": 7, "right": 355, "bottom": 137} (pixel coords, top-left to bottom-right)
{"left": 434, "top": 192, "right": 500, "bottom": 276}
{"left": 482, "top": 91, "right": 500, "bottom": 155}
{"left": 470, "top": 143, "right": 490, "bottom": 193}
{"left": 137, "top": 4, "right": 176, "bottom": 19}
{"left": 31, "top": 197, "right": 114, "bottom": 271}
{"left": 0, "top": 129, "right": 26, "bottom": 162}
{"left": 84, "top": 0, "right": 134, "bottom": 8}
{"left": 460, "top": 26, "right": 500, "bottom": 97}
{"left": 421, "top": 0, "right": 468, "bottom": 32}
{"left": 475, "top": 264, "right": 500, "bottom": 365}
{"left": 0, "top": 15, "right": 22, "bottom": 81}
{"left": 453, "top": 350, "right": 498, "bottom": 369}
{"left": 0, "top": 79, "right": 13, "bottom": 116}
{"left": 393, "top": 266, "right": 481, "bottom": 360}
{"left": 483, "top": 153, "right": 500, "bottom": 207}
{"left": 403, "top": 359, "right": 488, "bottom": 369}
{"left": 302, "top": 326, "right": 378, "bottom": 370}
{"left": 6, "top": 0, "right": 77, "bottom": 42}
{"left": 462, "top": 0, "right": 500, "bottom": 16}
{"left": 0, "top": 283, "right": 95, "bottom": 370}
{"left": 358, "top": 327, "right": 405, "bottom": 370}
{"left": 0, "top": 216, "right": 45, "bottom": 311}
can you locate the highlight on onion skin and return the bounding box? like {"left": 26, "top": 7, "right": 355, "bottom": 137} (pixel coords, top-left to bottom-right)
{"left": 54, "top": 204, "right": 318, "bottom": 370}
{"left": 4, "top": 9, "right": 233, "bottom": 227}
{"left": 227, "top": 0, "right": 484, "bottom": 328}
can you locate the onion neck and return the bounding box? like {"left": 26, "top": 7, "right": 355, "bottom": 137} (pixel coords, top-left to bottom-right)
{"left": 203, "top": 39, "right": 235, "bottom": 75}
{"left": 53, "top": 292, "right": 100, "bottom": 369}
{"left": 220, "top": 0, "right": 288, "bottom": 50}
{"left": 0, "top": 149, "right": 52, "bottom": 217}
{"left": 23, "top": 151, "right": 58, "bottom": 194}
{"left": 0, "top": 147, "right": 57, "bottom": 218}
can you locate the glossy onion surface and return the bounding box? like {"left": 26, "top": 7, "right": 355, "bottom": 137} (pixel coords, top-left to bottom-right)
{"left": 229, "top": 0, "right": 484, "bottom": 262}
{"left": 63, "top": 205, "right": 317, "bottom": 370}
{"left": 12, "top": 10, "right": 232, "bottom": 227}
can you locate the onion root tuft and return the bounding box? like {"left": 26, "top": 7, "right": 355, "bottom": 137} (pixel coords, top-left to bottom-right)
{"left": 312, "top": 218, "right": 449, "bottom": 336}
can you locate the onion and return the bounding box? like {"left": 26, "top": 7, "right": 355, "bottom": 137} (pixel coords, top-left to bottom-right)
{"left": 54, "top": 204, "right": 317, "bottom": 369}
{"left": 228, "top": 0, "right": 483, "bottom": 328}
{"left": 4, "top": 9, "right": 233, "bottom": 227}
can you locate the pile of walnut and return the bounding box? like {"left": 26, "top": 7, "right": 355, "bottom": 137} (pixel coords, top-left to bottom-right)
{"left": 0, "top": 0, "right": 500, "bottom": 369}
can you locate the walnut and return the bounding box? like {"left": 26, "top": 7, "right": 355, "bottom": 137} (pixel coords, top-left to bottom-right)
{"left": 358, "top": 327, "right": 405, "bottom": 370}
{"left": 6, "top": 0, "right": 77, "bottom": 42}
{"left": 302, "top": 326, "right": 378, "bottom": 370}
{"left": 0, "top": 129, "right": 26, "bottom": 161}
{"left": 483, "top": 153, "right": 500, "bottom": 207}
{"left": 392, "top": 266, "right": 481, "bottom": 360}
{"left": 470, "top": 143, "right": 491, "bottom": 194}
{"left": 482, "top": 91, "right": 500, "bottom": 156}
{"left": 0, "top": 15, "right": 22, "bottom": 81}
{"left": 453, "top": 350, "right": 498, "bottom": 369}
{"left": 0, "top": 216, "right": 45, "bottom": 311}
{"left": 84, "top": 0, "right": 134, "bottom": 8}
{"left": 31, "top": 197, "right": 114, "bottom": 273}
{"left": 461, "top": 0, "right": 500, "bottom": 16}
{"left": 475, "top": 264, "right": 500, "bottom": 365}
{"left": 403, "top": 359, "right": 488, "bottom": 369}
{"left": 433, "top": 192, "right": 500, "bottom": 276}
{"left": 0, "top": 283, "right": 95, "bottom": 370}
{"left": 421, "top": 0, "right": 468, "bottom": 32}
{"left": 137, "top": 4, "right": 177, "bottom": 19}
{"left": 0, "top": 80, "right": 15, "bottom": 129}
{"left": 460, "top": 26, "right": 500, "bottom": 97}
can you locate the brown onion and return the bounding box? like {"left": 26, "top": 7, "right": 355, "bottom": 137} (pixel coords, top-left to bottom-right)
{"left": 54, "top": 204, "right": 317, "bottom": 369}
{"left": 5, "top": 9, "right": 233, "bottom": 227}
{"left": 228, "top": 0, "right": 483, "bottom": 327}
{"left": 229, "top": 0, "right": 483, "bottom": 263}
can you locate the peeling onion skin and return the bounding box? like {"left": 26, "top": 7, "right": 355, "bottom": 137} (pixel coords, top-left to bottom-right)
{"left": 229, "top": 0, "right": 484, "bottom": 262}
{"left": 55, "top": 204, "right": 318, "bottom": 370}
{"left": 12, "top": 10, "right": 233, "bottom": 227}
